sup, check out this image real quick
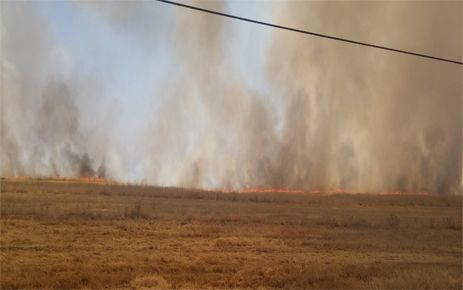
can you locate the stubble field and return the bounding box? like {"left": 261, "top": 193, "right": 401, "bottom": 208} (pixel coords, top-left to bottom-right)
{"left": 0, "top": 178, "right": 461, "bottom": 289}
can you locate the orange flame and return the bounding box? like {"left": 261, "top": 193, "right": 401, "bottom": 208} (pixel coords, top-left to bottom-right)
{"left": 2, "top": 176, "right": 432, "bottom": 195}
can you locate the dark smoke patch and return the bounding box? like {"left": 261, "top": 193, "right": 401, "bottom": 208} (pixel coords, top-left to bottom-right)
{"left": 97, "top": 161, "right": 106, "bottom": 178}
{"left": 64, "top": 147, "right": 105, "bottom": 178}
{"left": 79, "top": 153, "right": 94, "bottom": 177}
{"left": 37, "top": 81, "right": 79, "bottom": 145}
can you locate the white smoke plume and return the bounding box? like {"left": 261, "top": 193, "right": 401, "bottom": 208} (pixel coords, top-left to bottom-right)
{"left": 1, "top": 1, "right": 461, "bottom": 194}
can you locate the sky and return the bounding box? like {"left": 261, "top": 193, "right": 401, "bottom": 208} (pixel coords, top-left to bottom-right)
{"left": 38, "top": 0, "right": 274, "bottom": 134}
{"left": 1, "top": 0, "right": 462, "bottom": 193}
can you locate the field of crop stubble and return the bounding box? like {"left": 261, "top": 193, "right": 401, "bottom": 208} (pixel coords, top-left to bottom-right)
{"left": 0, "top": 178, "right": 461, "bottom": 289}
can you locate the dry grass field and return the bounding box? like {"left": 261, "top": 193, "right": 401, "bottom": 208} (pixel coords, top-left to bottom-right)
{"left": 0, "top": 178, "right": 461, "bottom": 289}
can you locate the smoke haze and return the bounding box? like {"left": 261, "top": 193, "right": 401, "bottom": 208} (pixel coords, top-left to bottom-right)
{"left": 1, "top": 1, "right": 461, "bottom": 194}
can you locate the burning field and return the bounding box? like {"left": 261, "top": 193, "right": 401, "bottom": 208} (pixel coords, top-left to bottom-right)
{"left": 1, "top": 177, "right": 462, "bottom": 289}
{"left": 1, "top": 0, "right": 462, "bottom": 289}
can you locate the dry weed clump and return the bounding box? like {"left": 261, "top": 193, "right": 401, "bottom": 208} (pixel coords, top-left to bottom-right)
{"left": 442, "top": 217, "right": 459, "bottom": 230}
{"left": 386, "top": 213, "right": 400, "bottom": 228}
{"left": 129, "top": 274, "right": 171, "bottom": 289}
{"left": 124, "top": 200, "right": 149, "bottom": 219}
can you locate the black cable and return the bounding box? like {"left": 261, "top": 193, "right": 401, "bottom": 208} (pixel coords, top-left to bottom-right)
{"left": 156, "top": 0, "right": 462, "bottom": 66}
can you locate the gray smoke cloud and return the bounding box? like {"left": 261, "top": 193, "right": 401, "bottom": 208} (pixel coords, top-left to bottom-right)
{"left": 0, "top": 1, "right": 108, "bottom": 179}
{"left": 0, "top": 1, "right": 461, "bottom": 194}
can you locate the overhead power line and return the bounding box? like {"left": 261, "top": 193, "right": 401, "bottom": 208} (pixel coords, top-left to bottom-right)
{"left": 156, "top": 0, "right": 462, "bottom": 65}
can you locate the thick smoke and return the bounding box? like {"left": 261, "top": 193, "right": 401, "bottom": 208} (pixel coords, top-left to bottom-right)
{"left": 260, "top": 1, "right": 462, "bottom": 193}
{"left": 0, "top": 1, "right": 107, "bottom": 179}
{"left": 0, "top": 1, "right": 461, "bottom": 193}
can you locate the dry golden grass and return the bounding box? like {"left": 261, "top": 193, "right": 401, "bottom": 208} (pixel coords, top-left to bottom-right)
{"left": 1, "top": 178, "right": 462, "bottom": 289}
